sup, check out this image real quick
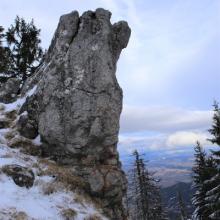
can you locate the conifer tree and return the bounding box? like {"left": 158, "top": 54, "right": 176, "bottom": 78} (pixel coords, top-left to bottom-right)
{"left": 178, "top": 191, "right": 188, "bottom": 220}
{"left": 0, "top": 26, "right": 10, "bottom": 75}
{"left": 0, "top": 26, "right": 4, "bottom": 47}
{"left": 0, "top": 26, "right": 5, "bottom": 72}
{"left": 5, "top": 16, "right": 43, "bottom": 84}
{"left": 127, "top": 150, "right": 167, "bottom": 220}
{"left": 192, "top": 142, "right": 216, "bottom": 219}
{"left": 192, "top": 141, "right": 207, "bottom": 219}
{"left": 151, "top": 183, "right": 168, "bottom": 220}
{"left": 205, "top": 101, "right": 220, "bottom": 219}
{"left": 208, "top": 101, "right": 220, "bottom": 150}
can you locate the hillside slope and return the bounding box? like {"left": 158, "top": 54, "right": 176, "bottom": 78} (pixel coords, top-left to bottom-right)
{"left": 0, "top": 98, "right": 108, "bottom": 220}
{"left": 161, "top": 182, "right": 195, "bottom": 220}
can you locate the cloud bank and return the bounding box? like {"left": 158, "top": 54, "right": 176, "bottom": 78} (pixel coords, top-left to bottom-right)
{"left": 119, "top": 130, "right": 212, "bottom": 155}
{"left": 120, "top": 105, "right": 212, "bottom": 133}
{"left": 119, "top": 105, "right": 214, "bottom": 154}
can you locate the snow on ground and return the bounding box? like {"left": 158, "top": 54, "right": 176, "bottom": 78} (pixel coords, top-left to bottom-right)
{"left": 3, "top": 85, "right": 37, "bottom": 112}
{"left": 32, "top": 135, "right": 42, "bottom": 146}
{"left": 0, "top": 173, "right": 101, "bottom": 219}
{"left": 0, "top": 97, "right": 108, "bottom": 220}
{"left": 0, "top": 143, "right": 107, "bottom": 220}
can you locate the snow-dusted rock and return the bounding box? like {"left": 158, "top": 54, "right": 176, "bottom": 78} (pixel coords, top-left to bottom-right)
{"left": 1, "top": 164, "right": 35, "bottom": 188}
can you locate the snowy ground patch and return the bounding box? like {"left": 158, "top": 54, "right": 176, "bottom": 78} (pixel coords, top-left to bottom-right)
{"left": 0, "top": 142, "right": 107, "bottom": 220}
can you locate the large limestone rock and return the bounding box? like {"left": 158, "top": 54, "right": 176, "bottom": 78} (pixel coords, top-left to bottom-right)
{"left": 19, "top": 8, "right": 130, "bottom": 219}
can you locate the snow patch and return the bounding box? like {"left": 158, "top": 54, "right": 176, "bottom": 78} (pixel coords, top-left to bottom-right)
{"left": 3, "top": 85, "right": 37, "bottom": 112}
{"left": 91, "top": 44, "right": 99, "bottom": 51}
{"left": 0, "top": 142, "right": 108, "bottom": 219}
{"left": 32, "top": 135, "right": 42, "bottom": 146}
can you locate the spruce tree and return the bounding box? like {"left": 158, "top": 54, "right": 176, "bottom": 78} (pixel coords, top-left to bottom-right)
{"left": 205, "top": 101, "right": 220, "bottom": 219}
{"left": 127, "top": 150, "right": 167, "bottom": 220}
{"left": 178, "top": 191, "right": 188, "bottom": 220}
{"left": 208, "top": 101, "right": 220, "bottom": 150}
{"left": 0, "top": 26, "right": 4, "bottom": 47}
{"left": 0, "top": 26, "right": 10, "bottom": 76}
{"left": 192, "top": 141, "right": 208, "bottom": 219}
{"left": 127, "top": 150, "right": 148, "bottom": 219}
{"left": 0, "top": 25, "right": 5, "bottom": 72}
{"left": 192, "top": 141, "right": 217, "bottom": 219}
{"left": 5, "top": 16, "right": 43, "bottom": 85}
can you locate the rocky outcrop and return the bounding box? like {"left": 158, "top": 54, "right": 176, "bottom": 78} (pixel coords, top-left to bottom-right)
{"left": 19, "top": 8, "right": 130, "bottom": 219}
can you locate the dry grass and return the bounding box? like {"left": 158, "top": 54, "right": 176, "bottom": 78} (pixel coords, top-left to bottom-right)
{"left": 73, "top": 192, "right": 104, "bottom": 216}
{"left": 60, "top": 208, "right": 77, "bottom": 220}
{"left": 0, "top": 110, "right": 18, "bottom": 129}
{"left": 36, "top": 160, "right": 103, "bottom": 211}
{"left": 40, "top": 181, "right": 64, "bottom": 195}
{"left": 41, "top": 181, "right": 57, "bottom": 195}
{"left": 83, "top": 214, "right": 103, "bottom": 220}
{"left": 12, "top": 211, "right": 29, "bottom": 220}
{"left": 5, "top": 110, "right": 17, "bottom": 121}
{"left": 7, "top": 135, "right": 41, "bottom": 156}
{"left": 0, "top": 208, "right": 28, "bottom": 220}
{"left": 4, "top": 130, "right": 17, "bottom": 140}
{"left": 73, "top": 193, "right": 96, "bottom": 207}
{"left": 38, "top": 159, "right": 86, "bottom": 191}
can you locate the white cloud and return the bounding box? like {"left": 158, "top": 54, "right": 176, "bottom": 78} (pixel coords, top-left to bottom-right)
{"left": 118, "top": 130, "right": 213, "bottom": 155}
{"left": 119, "top": 104, "right": 215, "bottom": 153}
{"left": 166, "top": 131, "right": 210, "bottom": 148}
{"left": 120, "top": 105, "right": 212, "bottom": 133}
{"left": 118, "top": 133, "right": 167, "bottom": 154}
{"left": 119, "top": 103, "right": 214, "bottom": 153}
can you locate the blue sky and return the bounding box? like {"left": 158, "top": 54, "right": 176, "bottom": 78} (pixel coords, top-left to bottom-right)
{"left": 1, "top": 0, "right": 219, "bottom": 154}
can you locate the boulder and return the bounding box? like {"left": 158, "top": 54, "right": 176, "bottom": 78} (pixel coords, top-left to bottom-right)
{"left": 17, "top": 113, "right": 38, "bottom": 139}
{"left": 19, "top": 8, "right": 130, "bottom": 219}
{"left": 0, "top": 78, "right": 21, "bottom": 103}
{"left": 2, "top": 164, "right": 35, "bottom": 188}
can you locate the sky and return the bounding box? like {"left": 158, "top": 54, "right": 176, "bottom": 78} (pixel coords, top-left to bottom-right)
{"left": 1, "top": 0, "right": 219, "bottom": 154}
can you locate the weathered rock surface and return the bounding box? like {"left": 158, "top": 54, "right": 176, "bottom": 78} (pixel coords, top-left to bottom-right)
{"left": 2, "top": 164, "right": 35, "bottom": 188}
{"left": 0, "top": 78, "right": 21, "bottom": 103}
{"left": 19, "top": 8, "right": 130, "bottom": 219}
